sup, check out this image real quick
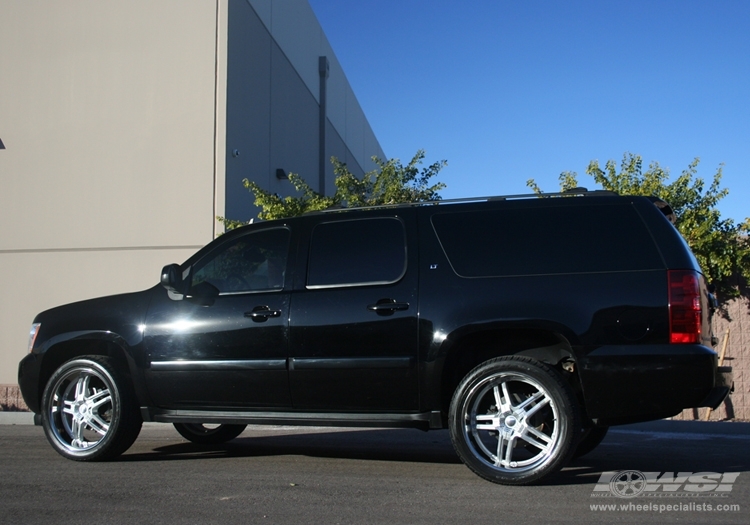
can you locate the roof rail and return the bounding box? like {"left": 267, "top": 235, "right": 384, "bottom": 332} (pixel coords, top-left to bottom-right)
{"left": 314, "top": 188, "right": 619, "bottom": 214}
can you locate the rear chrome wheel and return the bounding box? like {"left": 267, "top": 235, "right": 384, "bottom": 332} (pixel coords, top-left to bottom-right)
{"left": 41, "top": 356, "right": 142, "bottom": 461}
{"left": 449, "top": 356, "right": 580, "bottom": 485}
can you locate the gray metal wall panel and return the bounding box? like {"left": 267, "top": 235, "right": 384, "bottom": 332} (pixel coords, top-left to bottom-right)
{"left": 225, "top": 0, "right": 272, "bottom": 223}
{"left": 268, "top": 43, "right": 319, "bottom": 194}
{"left": 325, "top": 119, "right": 352, "bottom": 190}
{"left": 245, "top": 0, "right": 385, "bottom": 184}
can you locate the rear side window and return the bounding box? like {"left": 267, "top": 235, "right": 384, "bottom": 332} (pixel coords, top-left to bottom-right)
{"left": 431, "top": 204, "right": 663, "bottom": 277}
{"left": 307, "top": 217, "right": 407, "bottom": 288}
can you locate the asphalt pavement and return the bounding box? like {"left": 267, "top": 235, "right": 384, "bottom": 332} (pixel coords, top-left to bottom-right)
{"left": 1, "top": 412, "right": 748, "bottom": 524}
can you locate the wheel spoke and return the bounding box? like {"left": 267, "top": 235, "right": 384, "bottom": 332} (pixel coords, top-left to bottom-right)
{"left": 475, "top": 413, "right": 498, "bottom": 431}
{"left": 87, "top": 388, "right": 111, "bottom": 410}
{"left": 502, "top": 436, "right": 515, "bottom": 466}
{"left": 520, "top": 428, "right": 552, "bottom": 452}
{"left": 494, "top": 433, "right": 503, "bottom": 463}
{"left": 523, "top": 395, "right": 551, "bottom": 418}
{"left": 86, "top": 414, "right": 110, "bottom": 436}
{"left": 494, "top": 432, "right": 508, "bottom": 466}
{"left": 499, "top": 382, "right": 512, "bottom": 413}
{"left": 493, "top": 385, "right": 503, "bottom": 411}
{"left": 71, "top": 416, "right": 85, "bottom": 447}
{"left": 514, "top": 390, "right": 544, "bottom": 413}
{"left": 75, "top": 375, "right": 90, "bottom": 402}
{"left": 62, "top": 400, "right": 75, "bottom": 416}
{"left": 526, "top": 425, "right": 553, "bottom": 445}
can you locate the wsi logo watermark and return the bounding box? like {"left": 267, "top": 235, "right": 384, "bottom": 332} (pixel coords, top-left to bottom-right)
{"left": 592, "top": 471, "right": 740, "bottom": 498}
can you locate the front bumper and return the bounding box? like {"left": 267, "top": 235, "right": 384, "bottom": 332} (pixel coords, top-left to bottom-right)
{"left": 17, "top": 353, "right": 41, "bottom": 414}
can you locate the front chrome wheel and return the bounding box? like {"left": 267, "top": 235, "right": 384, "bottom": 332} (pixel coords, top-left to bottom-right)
{"left": 449, "top": 356, "right": 579, "bottom": 485}
{"left": 42, "top": 356, "right": 142, "bottom": 461}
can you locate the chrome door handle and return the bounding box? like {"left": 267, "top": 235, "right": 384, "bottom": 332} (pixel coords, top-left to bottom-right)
{"left": 367, "top": 299, "right": 409, "bottom": 313}
{"left": 245, "top": 306, "right": 281, "bottom": 322}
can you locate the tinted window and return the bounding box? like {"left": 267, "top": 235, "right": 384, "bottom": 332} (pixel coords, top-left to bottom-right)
{"left": 431, "top": 204, "right": 663, "bottom": 277}
{"left": 191, "top": 228, "right": 290, "bottom": 293}
{"left": 307, "top": 218, "right": 406, "bottom": 288}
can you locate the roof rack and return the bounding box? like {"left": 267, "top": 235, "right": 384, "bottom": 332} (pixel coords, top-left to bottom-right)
{"left": 314, "top": 188, "right": 619, "bottom": 214}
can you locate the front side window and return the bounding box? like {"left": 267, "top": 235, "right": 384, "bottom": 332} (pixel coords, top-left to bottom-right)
{"left": 307, "top": 217, "right": 406, "bottom": 288}
{"left": 191, "top": 228, "right": 290, "bottom": 294}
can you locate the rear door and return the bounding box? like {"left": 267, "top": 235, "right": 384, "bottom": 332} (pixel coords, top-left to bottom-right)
{"left": 288, "top": 211, "right": 419, "bottom": 411}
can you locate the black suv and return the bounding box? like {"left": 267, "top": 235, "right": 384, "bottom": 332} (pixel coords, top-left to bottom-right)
{"left": 18, "top": 191, "right": 732, "bottom": 485}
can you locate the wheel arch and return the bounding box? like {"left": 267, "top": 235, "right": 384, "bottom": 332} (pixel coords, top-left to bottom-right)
{"left": 37, "top": 332, "right": 140, "bottom": 411}
{"left": 437, "top": 326, "right": 580, "bottom": 419}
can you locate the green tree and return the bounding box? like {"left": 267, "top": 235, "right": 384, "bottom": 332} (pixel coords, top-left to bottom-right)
{"left": 527, "top": 152, "right": 750, "bottom": 298}
{"left": 218, "top": 149, "right": 446, "bottom": 227}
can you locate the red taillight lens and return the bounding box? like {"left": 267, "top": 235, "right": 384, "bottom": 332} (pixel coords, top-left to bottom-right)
{"left": 668, "top": 270, "right": 702, "bottom": 344}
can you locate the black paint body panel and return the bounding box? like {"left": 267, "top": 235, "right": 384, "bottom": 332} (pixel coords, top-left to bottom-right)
{"left": 19, "top": 195, "right": 731, "bottom": 427}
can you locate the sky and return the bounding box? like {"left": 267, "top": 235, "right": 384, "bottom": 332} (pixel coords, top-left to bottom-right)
{"left": 307, "top": 0, "right": 749, "bottom": 223}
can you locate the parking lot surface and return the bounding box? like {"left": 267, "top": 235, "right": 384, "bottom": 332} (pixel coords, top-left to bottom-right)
{"left": 0, "top": 417, "right": 748, "bottom": 524}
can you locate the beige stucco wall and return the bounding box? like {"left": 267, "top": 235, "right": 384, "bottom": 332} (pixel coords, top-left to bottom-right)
{"left": 0, "top": 1, "right": 227, "bottom": 383}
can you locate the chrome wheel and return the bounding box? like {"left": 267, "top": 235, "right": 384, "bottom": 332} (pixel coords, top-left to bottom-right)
{"left": 42, "top": 356, "right": 142, "bottom": 461}
{"left": 51, "top": 367, "right": 113, "bottom": 451}
{"left": 467, "top": 372, "right": 559, "bottom": 471}
{"left": 449, "top": 356, "right": 579, "bottom": 485}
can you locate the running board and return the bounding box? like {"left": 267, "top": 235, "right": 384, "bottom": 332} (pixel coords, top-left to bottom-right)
{"left": 142, "top": 408, "right": 444, "bottom": 430}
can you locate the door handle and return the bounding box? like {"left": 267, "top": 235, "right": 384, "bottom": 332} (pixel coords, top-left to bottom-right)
{"left": 367, "top": 299, "right": 409, "bottom": 314}
{"left": 245, "top": 306, "right": 281, "bottom": 322}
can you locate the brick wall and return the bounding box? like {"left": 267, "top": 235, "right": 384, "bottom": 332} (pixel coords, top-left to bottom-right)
{"left": 674, "top": 294, "right": 750, "bottom": 422}
{"left": 0, "top": 384, "right": 28, "bottom": 412}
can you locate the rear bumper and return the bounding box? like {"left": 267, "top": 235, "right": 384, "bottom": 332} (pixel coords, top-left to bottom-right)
{"left": 700, "top": 365, "right": 733, "bottom": 410}
{"left": 578, "top": 344, "right": 731, "bottom": 425}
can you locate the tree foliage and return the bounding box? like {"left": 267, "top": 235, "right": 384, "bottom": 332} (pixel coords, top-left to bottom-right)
{"left": 218, "top": 149, "right": 446, "bottom": 228}
{"left": 527, "top": 152, "right": 750, "bottom": 298}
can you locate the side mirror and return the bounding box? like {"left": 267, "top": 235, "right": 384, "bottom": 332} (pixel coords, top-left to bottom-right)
{"left": 160, "top": 264, "right": 183, "bottom": 293}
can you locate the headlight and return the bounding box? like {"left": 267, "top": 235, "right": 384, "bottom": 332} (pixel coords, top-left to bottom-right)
{"left": 28, "top": 323, "right": 40, "bottom": 353}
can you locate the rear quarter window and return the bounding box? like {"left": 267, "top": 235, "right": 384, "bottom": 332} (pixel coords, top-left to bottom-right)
{"left": 431, "top": 203, "right": 664, "bottom": 277}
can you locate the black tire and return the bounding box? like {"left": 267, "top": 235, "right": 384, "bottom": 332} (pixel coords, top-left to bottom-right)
{"left": 449, "top": 356, "right": 581, "bottom": 485}
{"left": 573, "top": 425, "right": 609, "bottom": 459}
{"left": 41, "top": 356, "right": 142, "bottom": 461}
{"left": 173, "top": 423, "right": 247, "bottom": 444}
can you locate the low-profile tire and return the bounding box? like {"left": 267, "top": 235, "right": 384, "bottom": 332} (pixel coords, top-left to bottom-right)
{"left": 449, "top": 356, "right": 581, "bottom": 485}
{"left": 573, "top": 425, "right": 609, "bottom": 459}
{"left": 41, "top": 355, "right": 143, "bottom": 461}
{"left": 173, "top": 423, "right": 247, "bottom": 445}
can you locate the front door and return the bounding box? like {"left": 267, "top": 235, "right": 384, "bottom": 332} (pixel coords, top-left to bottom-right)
{"left": 143, "top": 227, "right": 292, "bottom": 409}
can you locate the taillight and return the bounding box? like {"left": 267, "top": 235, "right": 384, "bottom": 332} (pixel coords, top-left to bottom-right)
{"left": 668, "top": 270, "right": 702, "bottom": 344}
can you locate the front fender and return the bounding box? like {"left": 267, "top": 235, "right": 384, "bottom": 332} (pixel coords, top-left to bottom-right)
{"left": 21, "top": 329, "right": 148, "bottom": 414}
